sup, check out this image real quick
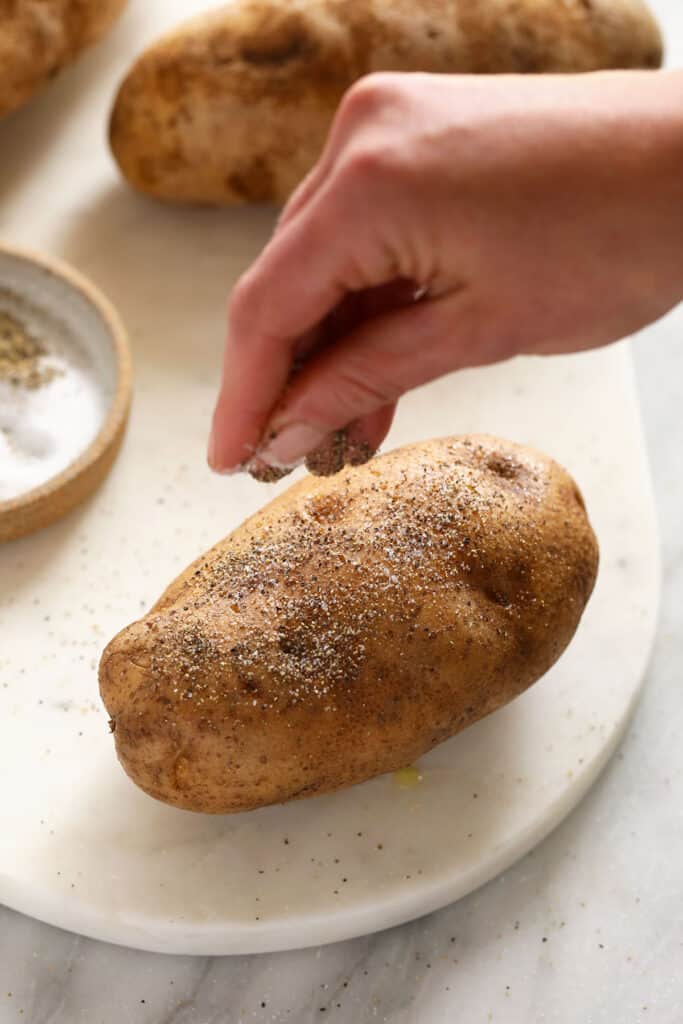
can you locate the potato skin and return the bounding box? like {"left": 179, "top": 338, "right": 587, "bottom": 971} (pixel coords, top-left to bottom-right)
{"left": 100, "top": 435, "right": 599, "bottom": 815}
{"left": 0, "top": 0, "right": 128, "bottom": 118}
{"left": 109, "top": 0, "right": 662, "bottom": 205}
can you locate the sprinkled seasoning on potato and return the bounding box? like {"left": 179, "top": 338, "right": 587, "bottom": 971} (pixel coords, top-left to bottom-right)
{"left": 100, "top": 435, "right": 599, "bottom": 814}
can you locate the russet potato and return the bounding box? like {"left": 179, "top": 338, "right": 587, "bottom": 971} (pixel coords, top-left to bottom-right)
{"left": 109, "top": 0, "right": 662, "bottom": 205}
{"left": 0, "top": 0, "right": 128, "bottom": 119}
{"left": 100, "top": 435, "right": 599, "bottom": 814}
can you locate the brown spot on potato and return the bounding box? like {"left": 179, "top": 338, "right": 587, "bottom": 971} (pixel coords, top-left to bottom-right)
{"left": 155, "top": 62, "right": 188, "bottom": 103}
{"left": 486, "top": 452, "right": 521, "bottom": 480}
{"left": 173, "top": 754, "right": 193, "bottom": 790}
{"left": 306, "top": 492, "right": 345, "bottom": 523}
{"left": 226, "top": 154, "right": 276, "bottom": 201}
{"left": 134, "top": 157, "right": 161, "bottom": 189}
{"left": 484, "top": 587, "right": 512, "bottom": 608}
{"left": 240, "top": 30, "right": 314, "bottom": 66}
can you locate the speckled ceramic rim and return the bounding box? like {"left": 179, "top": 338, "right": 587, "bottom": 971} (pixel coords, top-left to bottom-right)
{"left": 0, "top": 245, "right": 132, "bottom": 543}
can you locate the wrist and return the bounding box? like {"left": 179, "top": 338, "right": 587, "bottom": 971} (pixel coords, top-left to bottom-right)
{"left": 592, "top": 69, "right": 683, "bottom": 308}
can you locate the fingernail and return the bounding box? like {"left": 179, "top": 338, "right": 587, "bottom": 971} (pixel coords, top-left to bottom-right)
{"left": 257, "top": 421, "right": 329, "bottom": 469}
{"left": 208, "top": 431, "right": 237, "bottom": 474}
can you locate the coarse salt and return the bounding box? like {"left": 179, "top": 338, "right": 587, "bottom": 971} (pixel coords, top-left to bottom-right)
{"left": 0, "top": 345, "right": 107, "bottom": 503}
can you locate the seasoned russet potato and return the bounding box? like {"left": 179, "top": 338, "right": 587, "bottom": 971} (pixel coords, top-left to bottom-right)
{"left": 100, "top": 435, "right": 599, "bottom": 814}
{"left": 0, "top": 0, "right": 128, "bottom": 119}
{"left": 109, "top": 0, "right": 662, "bottom": 205}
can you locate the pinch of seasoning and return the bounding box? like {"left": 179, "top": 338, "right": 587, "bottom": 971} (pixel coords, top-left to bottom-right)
{"left": 248, "top": 457, "right": 292, "bottom": 484}
{"left": 305, "top": 429, "right": 375, "bottom": 477}
{"left": 0, "top": 312, "right": 59, "bottom": 390}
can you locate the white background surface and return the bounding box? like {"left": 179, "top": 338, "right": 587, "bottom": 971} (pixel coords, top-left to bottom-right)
{"left": 0, "top": 0, "right": 682, "bottom": 1019}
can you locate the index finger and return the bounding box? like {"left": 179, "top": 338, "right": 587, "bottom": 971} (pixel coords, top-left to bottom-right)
{"left": 208, "top": 185, "right": 388, "bottom": 473}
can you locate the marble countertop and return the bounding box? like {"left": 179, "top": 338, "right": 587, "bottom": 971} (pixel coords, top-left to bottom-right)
{"left": 2, "top": 0, "right": 683, "bottom": 1018}
{"left": 2, "top": 321, "right": 681, "bottom": 1024}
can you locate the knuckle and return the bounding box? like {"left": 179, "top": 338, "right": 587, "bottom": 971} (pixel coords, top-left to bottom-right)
{"left": 344, "top": 366, "right": 402, "bottom": 407}
{"left": 339, "top": 72, "right": 401, "bottom": 122}
{"left": 333, "top": 75, "right": 408, "bottom": 194}
{"left": 303, "top": 366, "right": 401, "bottom": 425}
{"left": 341, "top": 140, "right": 402, "bottom": 191}
{"left": 346, "top": 144, "right": 388, "bottom": 182}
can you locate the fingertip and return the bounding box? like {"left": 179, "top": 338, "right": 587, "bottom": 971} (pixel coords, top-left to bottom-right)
{"left": 350, "top": 403, "right": 397, "bottom": 453}
{"left": 303, "top": 404, "right": 397, "bottom": 477}
{"left": 207, "top": 399, "right": 246, "bottom": 475}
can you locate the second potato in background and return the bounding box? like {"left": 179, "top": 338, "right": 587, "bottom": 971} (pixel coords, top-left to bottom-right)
{"left": 109, "top": 0, "right": 662, "bottom": 206}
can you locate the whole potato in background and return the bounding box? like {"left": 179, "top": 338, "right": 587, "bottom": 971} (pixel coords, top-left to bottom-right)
{"left": 99, "top": 435, "right": 599, "bottom": 815}
{"left": 0, "top": 0, "right": 129, "bottom": 119}
{"left": 109, "top": 0, "right": 662, "bottom": 206}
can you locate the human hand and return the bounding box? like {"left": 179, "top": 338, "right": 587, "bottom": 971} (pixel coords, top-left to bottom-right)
{"left": 209, "top": 69, "right": 683, "bottom": 479}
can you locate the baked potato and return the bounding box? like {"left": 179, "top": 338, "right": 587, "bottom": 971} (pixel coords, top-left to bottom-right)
{"left": 99, "top": 435, "right": 599, "bottom": 814}
{"left": 0, "top": 0, "right": 128, "bottom": 119}
{"left": 109, "top": 0, "right": 662, "bottom": 205}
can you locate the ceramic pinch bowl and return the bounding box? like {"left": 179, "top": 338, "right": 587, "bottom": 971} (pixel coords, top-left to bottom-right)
{"left": 0, "top": 246, "right": 132, "bottom": 543}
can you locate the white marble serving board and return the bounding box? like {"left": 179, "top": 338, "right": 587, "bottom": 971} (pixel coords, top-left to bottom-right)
{"left": 0, "top": 0, "right": 659, "bottom": 957}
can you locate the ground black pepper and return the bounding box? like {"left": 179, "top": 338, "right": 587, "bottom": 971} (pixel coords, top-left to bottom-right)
{"left": 0, "top": 311, "right": 58, "bottom": 390}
